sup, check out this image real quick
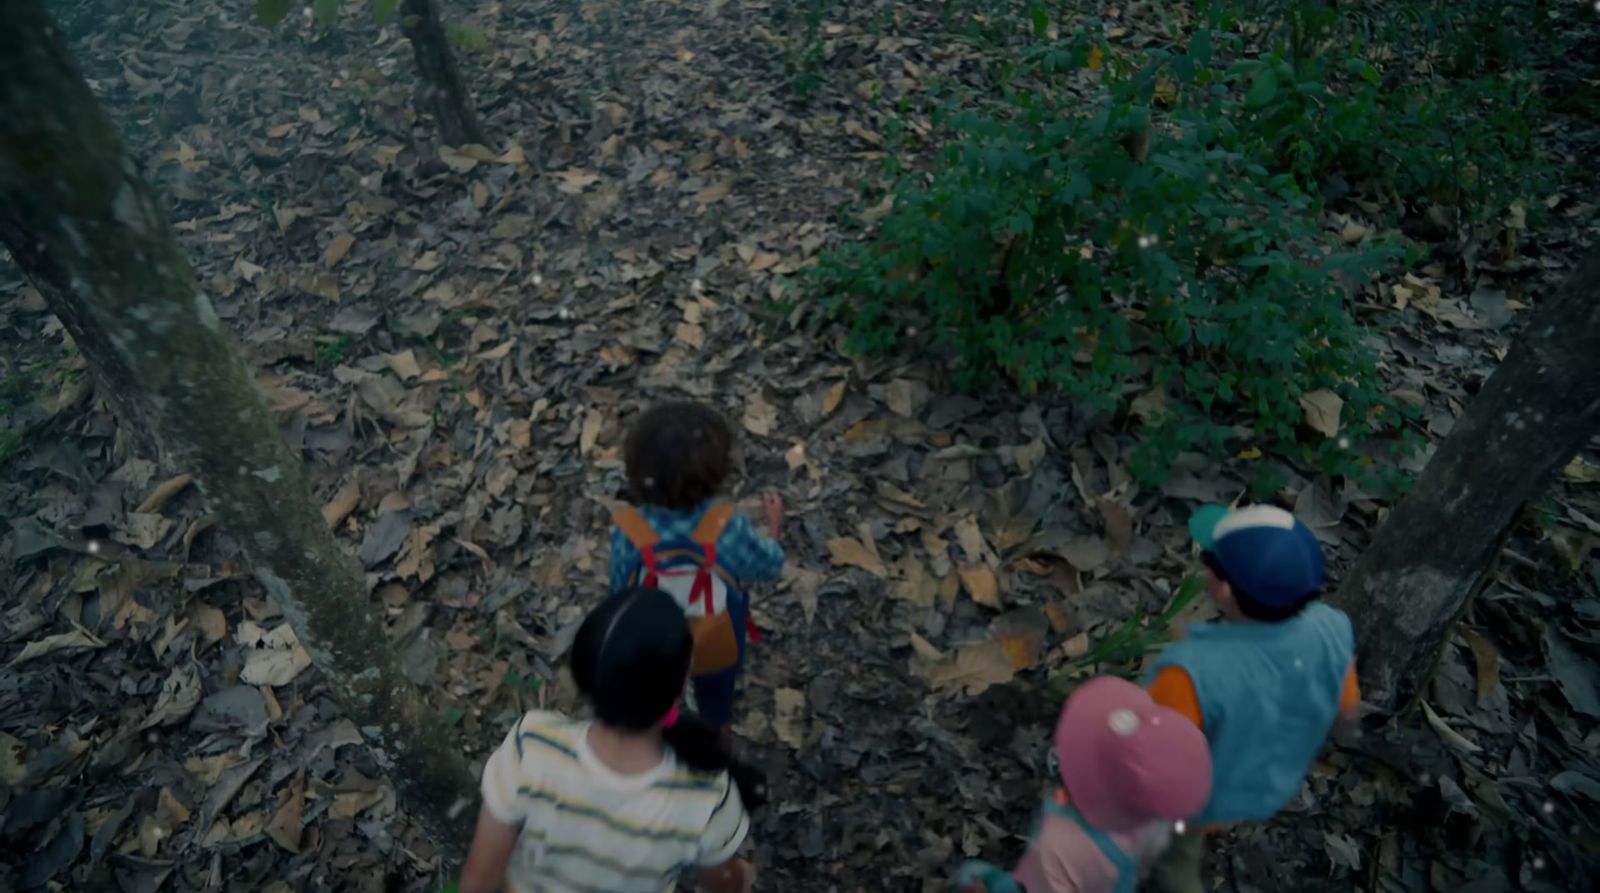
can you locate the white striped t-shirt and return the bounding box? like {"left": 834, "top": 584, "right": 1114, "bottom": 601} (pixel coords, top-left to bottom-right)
{"left": 480, "top": 711, "right": 750, "bottom": 893}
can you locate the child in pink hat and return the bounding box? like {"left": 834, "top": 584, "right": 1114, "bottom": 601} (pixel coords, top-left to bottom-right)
{"left": 956, "top": 676, "right": 1211, "bottom": 893}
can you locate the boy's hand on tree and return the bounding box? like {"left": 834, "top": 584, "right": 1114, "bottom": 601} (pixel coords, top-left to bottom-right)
{"left": 762, "top": 492, "right": 784, "bottom": 539}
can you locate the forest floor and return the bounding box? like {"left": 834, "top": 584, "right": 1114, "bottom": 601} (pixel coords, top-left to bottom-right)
{"left": 3, "top": 1, "right": 1600, "bottom": 891}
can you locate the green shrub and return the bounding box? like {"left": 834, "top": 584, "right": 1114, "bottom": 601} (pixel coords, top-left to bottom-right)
{"left": 814, "top": 32, "right": 1411, "bottom": 481}
{"left": 315, "top": 334, "right": 356, "bottom": 369}
{"left": 1209, "top": 0, "right": 1550, "bottom": 227}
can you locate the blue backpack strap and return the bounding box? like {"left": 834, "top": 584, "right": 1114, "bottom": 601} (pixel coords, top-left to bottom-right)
{"left": 1042, "top": 796, "right": 1138, "bottom": 893}
{"left": 955, "top": 860, "right": 1022, "bottom": 893}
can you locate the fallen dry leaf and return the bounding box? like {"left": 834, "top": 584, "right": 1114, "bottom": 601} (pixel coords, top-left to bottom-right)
{"left": 381, "top": 349, "right": 423, "bottom": 381}
{"left": 784, "top": 441, "right": 807, "bottom": 470}
{"left": 580, "top": 409, "right": 604, "bottom": 455}
{"left": 826, "top": 536, "right": 887, "bottom": 577}
{"left": 743, "top": 392, "right": 778, "bottom": 437}
{"left": 396, "top": 525, "right": 438, "bottom": 583}
{"left": 773, "top": 688, "right": 806, "bottom": 748}
{"left": 322, "top": 479, "right": 361, "bottom": 528}
{"left": 996, "top": 634, "right": 1039, "bottom": 670}
{"left": 1420, "top": 700, "right": 1482, "bottom": 754}
{"left": 1012, "top": 439, "right": 1046, "bottom": 474}
{"left": 927, "top": 641, "right": 1017, "bottom": 695}
{"left": 1300, "top": 389, "right": 1344, "bottom": 438}
{"left": 821, "top": 380, "right": 847, "bottom": 417}
{"left": 136, "top": 473, "right": 193, "bottom": 514}
{"left": 184, "top": 753, "right": 242, "bottom": 786}
{"left": 119, "top": 512, "right": 173, "bottom": 550}
{"left": 1563, "top": 456, "right": 1600, "bottom": 483}
{"left": 693, "top": 181, "right": 731, "bottom": 205}
{"left": 159, "top": 786, "right": 192, "bottom": 824}
{"left": 10, "top": 628, "right": 105, "bottom": 665}
{"left": 238, "top": 621, "right": 312, "bottom": 687}
{"left": 328, "top": 789, "right": 384, "bottom": 820}
{"left": 324, "top": 233, "right": 356, "bottom": 269}
{"left": 438, "top": 145, "right": 481, "bottom": 173}
{"left": 189, "top": 602, "right": 228, "bottom": 644}
{"left": 1129, "top": 387, "right": 1169, "bottom": 423}
{"left": 141, "top": 664, "right": 202, "bottom": 729}
{"left": 890, "top": 555, "right": 934, "bottom": 607}
{"left": 265, "top": 772, "right": 305, "bottom": 853}
{"left": 786, "top": 566, "right": 824, "bottom": 625}
{"left": 958, "top": 564, "right": 1002, "bottom": 610}
{"left": 555, "top": 168, "right": 601, "bottom": 194}
{"left": 909, "top": 632, "right": 944, "bottom": 663}
{"left": 885, "top": 379, "right": 923, "bottom": 418}
{"left": 1061, "top": 631, "right": 1092, "bottom": 660}
{"left": 954, "top": 517, "right": 999, "bottom": 568}
{"left": 1460, "top": 628, "right": 1501, "bottom": 705}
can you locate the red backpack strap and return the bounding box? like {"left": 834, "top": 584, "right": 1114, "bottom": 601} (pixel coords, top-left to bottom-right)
{"left": 686, "top": 504, "right": 735, "bottom": 613}
{"left": 613, "top": 507, "right": 662, "bottom": 586}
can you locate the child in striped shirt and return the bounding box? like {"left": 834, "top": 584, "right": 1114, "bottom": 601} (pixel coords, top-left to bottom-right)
{"left": 458, "top": 588, "right": 765, "bottom": 893}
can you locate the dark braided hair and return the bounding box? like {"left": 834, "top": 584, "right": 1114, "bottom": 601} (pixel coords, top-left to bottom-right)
{"left": 570, "top": 588, "right": 767, "bottom": 808}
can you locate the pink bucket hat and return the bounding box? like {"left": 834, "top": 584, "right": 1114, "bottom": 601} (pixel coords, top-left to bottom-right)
{"left": 1054, "top": 676, "right": 1211, "bottom": 833}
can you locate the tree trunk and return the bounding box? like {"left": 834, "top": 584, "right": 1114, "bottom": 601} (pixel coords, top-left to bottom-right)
{"left": 1333, "top": 247, "right": 1600, "bottom": 713}
{"left": 0, "top": 0, "right": 474, "bottom": 860}
{"left": 401, "top": 0, "right": 486, "bottom": 147}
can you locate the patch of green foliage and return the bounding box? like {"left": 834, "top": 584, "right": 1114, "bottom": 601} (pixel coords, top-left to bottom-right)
{"left": 255, "top": 0, "right": 399, "bottom": 28}
{"left": 448, "top": 23, "right": 488, "bottom": 51}
{"left": 772, "top": 0, "right": 838, "bottom": 101}
{"left": 0, "top": 429, "right": 23, "bottom": 467}
{"left": 1050, "top": 573, "right": 1207, "bottom": 688}
{"left": 315, "top": 334, "right": 356, "bottom": 369}
{"left": 1209, "top": 0, "right": 1552, "bottom": 229}
{"left": 813, "top": 28, "right": 1416, "bottom": 482}
{"left": 809, "top": 0, "right": 1558, "bottom": 482}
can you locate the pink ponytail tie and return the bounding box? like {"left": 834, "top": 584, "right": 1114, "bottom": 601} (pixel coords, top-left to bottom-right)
{"left": 661, "top": 705, "right": 681, "bottom": 729}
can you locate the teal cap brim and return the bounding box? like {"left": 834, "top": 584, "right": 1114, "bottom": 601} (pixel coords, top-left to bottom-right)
{"left": 1188, "top": 504, "right": 1229, "bottom": 549}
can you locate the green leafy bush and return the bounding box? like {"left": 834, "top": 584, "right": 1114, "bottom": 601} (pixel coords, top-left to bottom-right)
{"left": 814, "top": 33, "right": 1410, "bottom": 481}
{"left": 1209, "top": 0, "right": 1550, "bottom": 227}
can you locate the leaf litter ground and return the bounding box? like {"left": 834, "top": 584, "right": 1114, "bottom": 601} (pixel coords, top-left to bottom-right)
{"left": 2, "top": 1, "right": 1599, "bottom": 891}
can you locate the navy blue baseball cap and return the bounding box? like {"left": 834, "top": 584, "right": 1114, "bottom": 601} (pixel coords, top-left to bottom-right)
{"left": 1189, "top": 504, "right": 1325, "bottom": 608}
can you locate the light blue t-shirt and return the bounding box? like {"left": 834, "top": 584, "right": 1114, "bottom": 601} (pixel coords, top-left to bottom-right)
{"left": 1146, "top": 602, "right": 1354, "bottom": 825}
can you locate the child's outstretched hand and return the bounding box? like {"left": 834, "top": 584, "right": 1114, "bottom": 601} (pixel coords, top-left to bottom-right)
{"left": 762, "top": 492, "right": 785, "bottom": 539}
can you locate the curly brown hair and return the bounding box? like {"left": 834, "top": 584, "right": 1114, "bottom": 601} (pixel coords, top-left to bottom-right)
{"left": 623, "top": 401, "right": 734, "bottom": 510}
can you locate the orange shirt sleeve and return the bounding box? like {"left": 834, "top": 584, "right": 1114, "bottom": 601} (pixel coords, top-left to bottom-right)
{"left": 1148, "top": 666, "right": 1205, "bottom": 728}
{"left": 1338, "top": 663, "right": 1360, "bottom": 717}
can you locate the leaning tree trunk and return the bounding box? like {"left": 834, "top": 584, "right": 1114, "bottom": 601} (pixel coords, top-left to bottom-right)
{"left": 1333, "top": 246, "right": 1600, "bottom": 713}
{"left": 0, "top": 0, "right": 474, "bottom": 859}
{"left": 401, "top": 0, "right": 486, "bottom": 146}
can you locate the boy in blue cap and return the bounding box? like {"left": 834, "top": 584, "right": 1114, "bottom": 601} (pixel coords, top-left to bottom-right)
{"left": 1144, "top": 504, "right": 1360, "bottom": 893}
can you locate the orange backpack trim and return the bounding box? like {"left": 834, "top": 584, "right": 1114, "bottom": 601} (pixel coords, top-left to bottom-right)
{"left": 611, "top": 504, "right": 758, "bottom": 674}
{"left": 612, "top": 507, "right": 661, "bottom": 550}
{"left": 691, "top": 503, "right": 735, "bottom": 546}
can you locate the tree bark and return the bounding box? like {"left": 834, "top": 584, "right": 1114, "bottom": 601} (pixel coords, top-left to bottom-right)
{"left": 1332, "top": 246, "right": 1600, "bottom": 713}
{"left": 0, "top": 0, "right": 474, "bottom": 861}
{"left": 401, "top": 0, "right": 486, "bottom": 147}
